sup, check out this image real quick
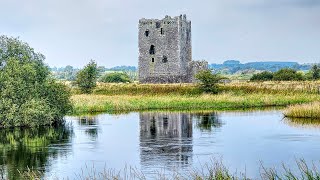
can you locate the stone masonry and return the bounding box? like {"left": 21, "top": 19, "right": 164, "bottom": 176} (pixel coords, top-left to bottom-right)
{"left": 138, "top": 14, "right": 208, "bottom": 83}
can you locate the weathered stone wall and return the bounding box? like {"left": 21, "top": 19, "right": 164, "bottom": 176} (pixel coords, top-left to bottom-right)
{"left": 138, "top": 14, "right": 207, "bottom": 83}
{"left": 188, "top": 60, "right": 209, "bottom": 82}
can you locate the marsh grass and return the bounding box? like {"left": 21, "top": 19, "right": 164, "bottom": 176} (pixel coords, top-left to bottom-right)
{"left": 284, "top": 102, "right": 320, "bottom": 119}
{"left": 71, "top": 81, "right": 320, "bottom": 96}
{"left": 70, "top": 92, "right": 320, "bottom": 114}
{"left": 20, "top": 159, "right": 320, "bottom": 180}
{"left": 69, "top": 81, "right": 320, "bottom": 115}
{"left": 72, "top": 83, "right": 201, "bottom": 96}
{"left": 221, "top": 81, "right": 320, "bottom": 94}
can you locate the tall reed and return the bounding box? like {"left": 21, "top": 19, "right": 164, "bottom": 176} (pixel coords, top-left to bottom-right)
{"left": 284, "top": 102, "right": 320, "bottom": 119}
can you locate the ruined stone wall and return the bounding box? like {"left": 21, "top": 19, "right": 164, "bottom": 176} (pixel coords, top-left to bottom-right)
{"left": 138, "top": 15, "right": 206, "bottom": 83}
{"left": 139, "top": 16, "right": 181, "bottom": 83}
{"left": 178, "top": 15, "right": 192, "bottom": 78}
{"left": 188, "top": 60, "right": 209, "bottom": 82}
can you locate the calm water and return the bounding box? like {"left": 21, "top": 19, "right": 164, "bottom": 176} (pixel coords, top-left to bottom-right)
{"left": 1, "top": 110, "right": 320, "bottom": 179}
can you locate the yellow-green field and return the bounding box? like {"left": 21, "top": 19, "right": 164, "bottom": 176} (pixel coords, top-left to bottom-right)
{"left": 70, "top": 81, "right": 320, "bottom": 115}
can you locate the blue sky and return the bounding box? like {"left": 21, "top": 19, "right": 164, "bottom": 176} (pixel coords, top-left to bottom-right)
{"left": 1, "top": 0, "right": 319, "bottom": 67}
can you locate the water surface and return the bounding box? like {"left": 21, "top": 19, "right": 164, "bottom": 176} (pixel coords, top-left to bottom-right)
{"left": 1, "top": 110, "right": 320, "bottom": 179}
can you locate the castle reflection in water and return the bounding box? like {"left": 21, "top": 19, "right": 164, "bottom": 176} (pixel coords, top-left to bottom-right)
{"left": 139, "top": 112, "right": 193, "bottom": 169}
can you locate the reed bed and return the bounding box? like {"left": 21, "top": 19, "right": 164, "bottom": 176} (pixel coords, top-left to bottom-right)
{"left": 71, "top": 81, "right": 320, "bottom": 96}
{"left": 70, "top": 92, "right": 320, "bottom": 114}
{"left": 284, "top": 102, "right": 320, "bottom": 119}
{"left": 88, "top": 83, "right": 200, "bottom": 96}
{"left": 222, "top": 81, "right": 320, "bottom": 94}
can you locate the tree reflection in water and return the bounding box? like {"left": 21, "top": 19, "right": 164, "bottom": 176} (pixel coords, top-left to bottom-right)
{"left": 193, "top": 112, "right": 223, "bottom": 131}
{"left": 0, "top": 124, "right": 73, "bottom": 179}
{"left": 78, "top": 116, "right": 99, "bottom": 140}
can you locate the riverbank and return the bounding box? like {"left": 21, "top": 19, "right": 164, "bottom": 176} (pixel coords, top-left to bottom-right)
{"left": 284, "top": 102, "right": 320, "bottom": 119}
{"left": 69, "top": 82, "right": 320, "bottom": 115}
{"left": 70, "top": 92, "right": 320, "bottom": 114}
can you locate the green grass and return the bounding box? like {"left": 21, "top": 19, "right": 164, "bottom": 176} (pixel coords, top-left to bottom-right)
{"left": 69, "top": 82, "right": 320, "bottom": 115}
{"left": 70, "top": 92, "right": 320, "bottom": 114}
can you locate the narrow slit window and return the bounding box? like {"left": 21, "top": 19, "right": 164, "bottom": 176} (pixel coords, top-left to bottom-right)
{"left": 161, "top": 28, "right": 163, "bottom": 35}
{"left": 162, "top": 55, "right": 168, "bottom": 63}
{"left": 151, "top": 58, "right": 154, "bottom": 62}
{"left": 145, "top": 30, "right": 149, "bottom": 37}
{"left": 149, "top": 45, "right": 155, "bottom": 54}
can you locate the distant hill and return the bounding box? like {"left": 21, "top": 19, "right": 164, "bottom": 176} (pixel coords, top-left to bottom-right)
{"left": 209, "top": 60, "right": 311, "bottom": 74}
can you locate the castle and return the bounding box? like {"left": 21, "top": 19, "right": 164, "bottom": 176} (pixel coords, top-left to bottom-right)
{"left": 138, "top": 14, "right": 208, "bottom": 83}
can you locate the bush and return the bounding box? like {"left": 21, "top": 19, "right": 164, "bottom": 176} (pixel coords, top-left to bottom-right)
{"left": 273, "top": 68, "right": 304, "bottom": 81}
{"left": 250, "top": 71, "right": 274, "bottom": 81}
{"left": 99, "top": 72, "right": 131, "bottom": 83}
{"left": 75, "top": 60, "right": 98, "bottom": 93}
{"left": 195, "top": 70, "right": 223, "bottom": 94}
{"left": 0, "top": 35, "right": 72, "bottom": 128}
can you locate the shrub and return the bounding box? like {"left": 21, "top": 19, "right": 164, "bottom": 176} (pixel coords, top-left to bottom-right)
{"left": 250, "top": 71, "right": 274, "bottom": 81}
{"left": 0, "top": 35, "right": 72, "bottom": 128}
{"left": 195, "top": 70, "right": 223, "bottom": 94}
{"left": 273, "top": 68, "right": 304, "bottom": 81}
{"left": 75, "top": 60, "right": 98, "bottom": 93}
{"left": 99, "top": 72, "right": 131, "bottom": 83}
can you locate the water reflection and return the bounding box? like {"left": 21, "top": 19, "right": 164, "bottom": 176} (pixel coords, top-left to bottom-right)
{"left": 284, "top": 117, "right": 320, "bottom": 129}
{"left": 193, "top": 112, "right": 222, "bottom": 131}
{"left": 139, "top": 112, "right": 193, "bottom": 169}
{"left": 78, "top": 116, "right": 99, "bottom": 140}
{"left": 0, "top": 125, "right": 72, "bottom": 179}
{"left": 139, "top": 111, "right": 224, "bottom": 174}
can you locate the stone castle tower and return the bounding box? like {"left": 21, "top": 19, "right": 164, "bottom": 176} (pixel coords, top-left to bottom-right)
{"left": 138, "top": 14, "right": 208, "bottom": 83}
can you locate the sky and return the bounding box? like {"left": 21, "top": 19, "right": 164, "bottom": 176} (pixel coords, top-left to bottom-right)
{"left": 1, "top": 0, "right": 319, "bottom": 68}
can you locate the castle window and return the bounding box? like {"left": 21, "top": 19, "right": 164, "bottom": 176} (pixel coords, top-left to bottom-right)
{"left": 145, "top": 30, "right": 149, "bottom": 37}
{"left": 149, "top": 45, "right": 155, "bottom": 54}
{"left": 151, "top": 58, "right": 154, "bottom": 62}
{"left": 160, "top": 28, "right": 163, "bottom": 35}
{"left": 156, "top": 22, "right": 161, "bottom": 28}
{"left": 162, "top": 55, "right": 168, "bottom": 63}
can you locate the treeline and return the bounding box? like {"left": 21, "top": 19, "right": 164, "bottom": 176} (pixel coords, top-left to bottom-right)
{"left": 210, "top": 60, "right": 310, "bottom": 74}
{"left": 51, "top": 65, "right": 137, "bottom": 81}
{"left": 250, "top": 66, "right": 320, "bottom": 81}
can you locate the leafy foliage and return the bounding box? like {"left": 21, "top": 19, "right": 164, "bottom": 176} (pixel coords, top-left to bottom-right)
{"left": 273, "top": 68, "right": 304, "bottom": 81}
{"left": 250, "top": 71, "right": 274, "bottom": 81}
{"left": 99, "top": 72, "right": 132, "bottom": 83}
{"left": 310, "top": 65, "right": 320, "bottom": 80}
{"left": 75, "top": 60, "right": 98, "bottom": 93}
{"left": 0, "top": 35, "right": 72, "bottom": 128}
{"left": 195, "top": 70, "right": 223, "bottom": 94}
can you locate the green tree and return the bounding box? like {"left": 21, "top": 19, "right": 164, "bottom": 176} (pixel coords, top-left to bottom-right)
{"left": 195, "top": 70, "right": 223, "bottom": 94}
{"left": 99, "top": 72, "right": 132, "bottom": 83}
{"left": 75, "top": 60, "right": 98, "bottom": 93}
{"left": 0, "top": 35, "right": 72, "bottom": 128}
{"left": 64, "top": 65, "right": 77, "bottom": 80}
{"left": 273, "top": 68, "right": 304, "bottom": 81}
{"left": 310, "top": 65, "right": 320, "bottom": 80}
{"left": 250, "top": 71, "right": 274, "bottom": 81}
